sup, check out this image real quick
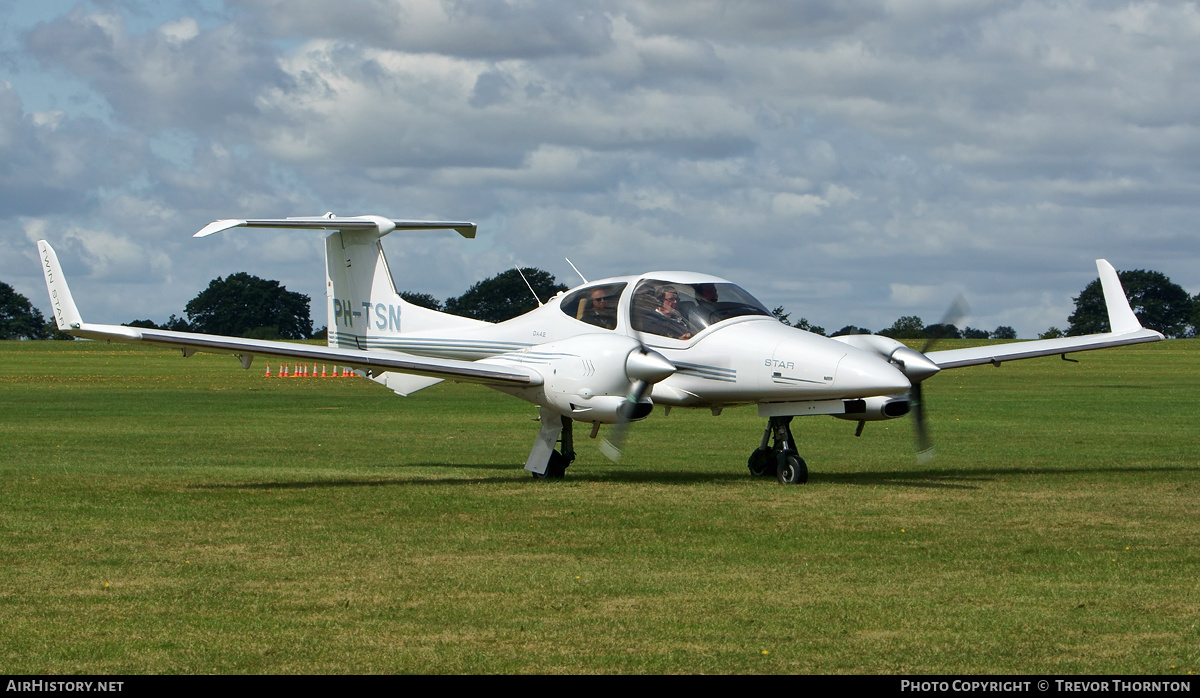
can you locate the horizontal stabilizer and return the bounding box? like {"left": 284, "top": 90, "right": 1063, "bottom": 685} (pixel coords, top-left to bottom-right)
{"left": 195, "top": 214, "right": 476, "bottom": 239}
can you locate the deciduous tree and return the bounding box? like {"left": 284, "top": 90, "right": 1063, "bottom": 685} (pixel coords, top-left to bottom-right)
{"left": 0, "top": 282, "right": 49, "bottom": 340}
{"left": 184, "top": 273, "right": 312, "bottom": 339}
{"left": 400, "top": 292, "right": 443, "bottom": 311}
{"left": 444, "top": 268, "right": 566, "bottom": 323}
{"left": 879, "top": 315, "right": 925, "bottom": 339}
{"left": 922, "top": 323, "right": 962, "bottom": 340}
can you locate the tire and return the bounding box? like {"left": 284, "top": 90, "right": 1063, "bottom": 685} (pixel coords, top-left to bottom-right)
{"left": 533, "top": 450, "right": 569, "bottom": 479}
{"left": 777, "top": 454, "right": 808, "bottom": 485}
{"left": 747, "top": 448, "right": 773, "bottom": 477}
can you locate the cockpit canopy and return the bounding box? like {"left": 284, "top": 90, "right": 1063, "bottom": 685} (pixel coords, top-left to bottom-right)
{"left": 559, "top": 277, "right": 772, "bottom": 339}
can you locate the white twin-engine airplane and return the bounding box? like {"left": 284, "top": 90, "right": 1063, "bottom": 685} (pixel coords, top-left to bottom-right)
{"left": 38, "top": 214, "right": 1163, "bottom": 483}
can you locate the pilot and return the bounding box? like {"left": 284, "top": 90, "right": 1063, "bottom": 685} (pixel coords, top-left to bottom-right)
{"left": 582, "top": 287, "right": 616, "bottom": 329}
{"left": 641, "top": 285, "right": 692, "bottom": 340}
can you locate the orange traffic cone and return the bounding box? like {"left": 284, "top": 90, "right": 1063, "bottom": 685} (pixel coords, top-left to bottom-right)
{"left": 265, "top": 364, "right": 271, "bottom": 377}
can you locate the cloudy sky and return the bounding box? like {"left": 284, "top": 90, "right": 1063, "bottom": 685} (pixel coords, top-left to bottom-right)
{"left": 3, "top": 0, "right": 1198, "bottom": 337}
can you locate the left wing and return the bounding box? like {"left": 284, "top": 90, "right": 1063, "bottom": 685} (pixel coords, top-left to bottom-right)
{"left": 36, "top": 240, "right": 539, "bottom": 387}
{"left": 924, "top": 328, "right": 1162, "bottom": 369}
{"left": 925, "top": 259, "right": 1163, "bottom": 369}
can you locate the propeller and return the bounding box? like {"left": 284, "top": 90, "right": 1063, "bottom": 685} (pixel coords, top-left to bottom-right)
{"left": 904, "top": 295, "right": 969, "bottom": 463}
{"left": 600, "top": 343, "right": 675, "bottom": 462}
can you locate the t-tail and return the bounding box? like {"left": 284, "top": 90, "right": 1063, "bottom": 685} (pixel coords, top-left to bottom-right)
{"left": 195, "top": 214, "right": 487, "bottom": 351}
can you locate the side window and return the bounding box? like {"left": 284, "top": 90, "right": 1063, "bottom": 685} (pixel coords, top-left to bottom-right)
{"left": 559, "top": 283, "right": 626, "bottom": 330}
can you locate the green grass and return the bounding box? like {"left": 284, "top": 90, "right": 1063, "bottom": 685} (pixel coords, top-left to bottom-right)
{"left": 1, "top": 339, "right": 1197, "bottom": 674}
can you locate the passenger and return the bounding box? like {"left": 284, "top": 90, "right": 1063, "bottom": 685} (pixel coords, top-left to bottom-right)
{"left": 694, "top": 283, "right": 718, "bottom": 303}
{"left": 680, "top": 282, "right": 719, "bottom": 329}
{"left": 640, "top": 285, "right": 693, "bottom": 340}
{"left": 582, "top": 287, "right": 616, "bottom": 329}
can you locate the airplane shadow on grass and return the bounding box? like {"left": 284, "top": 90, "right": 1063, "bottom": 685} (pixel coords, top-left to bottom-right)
{"left": 191, "top": 463, "right": 1198, "bottom": 491}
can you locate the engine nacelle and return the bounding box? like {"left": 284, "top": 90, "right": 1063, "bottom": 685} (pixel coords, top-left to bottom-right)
{"left": 545, "top": 393, "right": 653, "bottom": 424}
{"left": 832, "top": 395, "right": 911, "bottom": 422}
{"left": 831, "top": 334, "right": 940, "bottom": 382}
{"left": 484, "top": 334, "right": 670, "bottom": 424}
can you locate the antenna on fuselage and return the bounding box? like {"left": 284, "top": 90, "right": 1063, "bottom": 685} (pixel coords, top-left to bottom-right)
{"left": 514, "top": 266, "right": 543, "bottom": 307}
{"left": 565, "top": 257, "right": 588, "bottom": 284}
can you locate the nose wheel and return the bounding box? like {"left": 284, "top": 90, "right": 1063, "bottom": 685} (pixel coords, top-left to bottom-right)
{"left": 533, "top": 448, "right": 570, "bottom": 479}
{"left": 777, "top": 453, "right": 807, "bottom": 484}
{"left": 746, "top": 416, "right": 808, "bottom": 484}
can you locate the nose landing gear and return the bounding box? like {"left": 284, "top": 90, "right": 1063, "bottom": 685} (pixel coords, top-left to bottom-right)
{"left": 527, "top": 409, "right": 576, "bottom": 479}
{"left": 747, "top": 415, "right": 808, "bottom": 484}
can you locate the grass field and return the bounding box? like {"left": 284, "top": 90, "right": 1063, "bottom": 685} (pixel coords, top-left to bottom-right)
{"left": 1, "top": 339, "right": 1197, "bottom": 674}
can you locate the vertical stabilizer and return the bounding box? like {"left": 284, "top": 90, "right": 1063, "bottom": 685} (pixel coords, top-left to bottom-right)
{"left": 324, "top": 231, "right": 485, "bottom": 351}
{"left": 37, "top": 241, "right": 83, "bottom": 330}
{"left": 1096, "top": 259, "right": 1142, "bottom": 334}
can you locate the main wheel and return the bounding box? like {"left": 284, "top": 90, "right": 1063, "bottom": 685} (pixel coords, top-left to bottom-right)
{"left": 777, "top": 454, "right": 808, "bottom": 485}
{"left": 747, "top": 448, "right": 773, "bottom": 477}
{"left": 533, "top": 450, "right": 569, "bottom": 479}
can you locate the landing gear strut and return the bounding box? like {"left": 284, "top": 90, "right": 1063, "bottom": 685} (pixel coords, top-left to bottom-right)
{"left": 747, "top": 415, "right": 808, "bottom": 484}
{"left": 526, "top": 408, "right": 576, "bottom": 479}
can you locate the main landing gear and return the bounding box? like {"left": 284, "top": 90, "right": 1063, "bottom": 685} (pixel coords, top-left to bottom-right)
{"left": 747, "top": 415, "right": 808, "bottom": 485}
{"left": 526, "top": 408, "right": 576, "bottom": 479}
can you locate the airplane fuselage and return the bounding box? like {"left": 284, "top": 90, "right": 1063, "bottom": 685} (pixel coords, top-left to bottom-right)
{"left": 328, "top": 271, "right": 912, "bottom": 412}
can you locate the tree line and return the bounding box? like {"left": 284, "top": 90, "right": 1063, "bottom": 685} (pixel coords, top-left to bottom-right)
{"left": 2, "top": 267, "right": 1198, "bottom": 341}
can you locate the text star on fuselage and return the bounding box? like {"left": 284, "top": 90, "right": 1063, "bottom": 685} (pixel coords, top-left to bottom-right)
{"left": 36, "top": 214, "right": 1163, "bottom": 483}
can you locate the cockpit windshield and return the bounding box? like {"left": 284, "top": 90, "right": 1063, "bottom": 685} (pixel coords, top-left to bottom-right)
{"left": 629, "top": 280, "right": 772, "bottom": 339}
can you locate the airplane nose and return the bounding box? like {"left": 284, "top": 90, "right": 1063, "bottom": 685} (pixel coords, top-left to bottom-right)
{"left": 834, "top": 350, "right": 911, "bottom": 396}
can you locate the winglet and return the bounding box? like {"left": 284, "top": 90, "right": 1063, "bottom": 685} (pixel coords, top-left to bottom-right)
{"left": 36, "top": 240, "right": 83, "bottom": 330}
{"left": 1096, "top": 259, "right": 1142, "bottom": 334}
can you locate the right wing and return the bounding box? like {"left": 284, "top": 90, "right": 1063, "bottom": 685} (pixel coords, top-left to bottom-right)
{"left": 36, "top": 240, "right": 538, "bottom": 388}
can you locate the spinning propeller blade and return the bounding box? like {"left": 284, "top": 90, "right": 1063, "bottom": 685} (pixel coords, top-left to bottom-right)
{"left": 600, "top": 341, "right": 675, "bottom": 462}
{"left": 910, "top": 295, "right": 969, "bottom": 462}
